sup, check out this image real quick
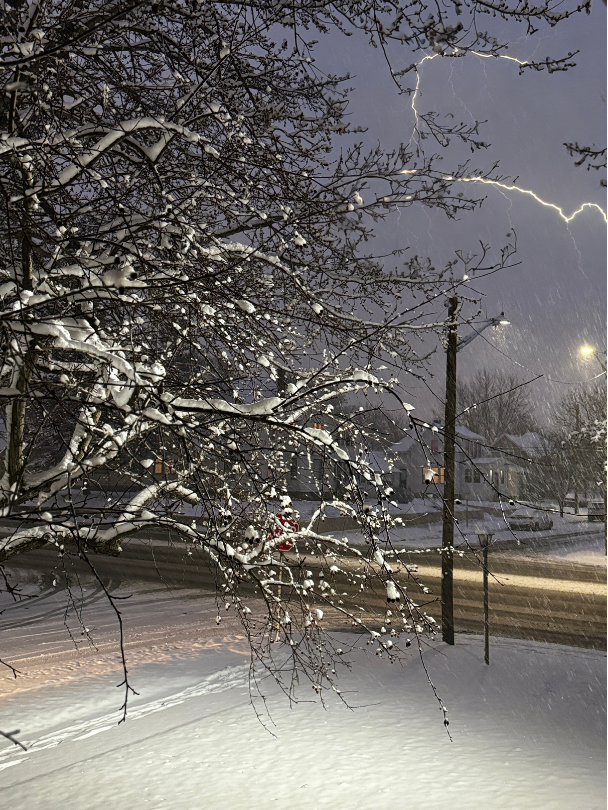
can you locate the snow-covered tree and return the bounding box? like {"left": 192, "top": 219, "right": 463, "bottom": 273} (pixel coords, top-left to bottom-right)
{"left": 566, "top": 407, "right": 607, "bottom": 513}
{"left": 0, "top": 0, "right": 589, "bottom": 713}
{"left": 527, "top": 382, "right": 606, "bottom": 516}
{"left": 557, "top": 382, "right": 606, "bottom": 504}
{"left": 554, "top": 382, "right": 606, "bottom": 436}
{"left": 526, "top": 432, "right": 577, "bottom": 517}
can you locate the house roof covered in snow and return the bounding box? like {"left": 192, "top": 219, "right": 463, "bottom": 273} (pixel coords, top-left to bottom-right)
{"left": 500, "top": 432, "right": 544, "bottom": 457}
{"left": 389, "top": 435, "right": 416, "bottom": 454}
{"left": 456, "top": 426, "right": 486, "bottom": 441}
{"left": 365, "top": 450, "right": 393, "bottom": 474}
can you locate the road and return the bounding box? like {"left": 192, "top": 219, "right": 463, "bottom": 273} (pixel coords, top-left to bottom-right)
{"left": 1, "top": 536, "right": 605, "bottom": 674}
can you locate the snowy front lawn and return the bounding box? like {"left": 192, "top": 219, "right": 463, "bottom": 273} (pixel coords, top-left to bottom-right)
{"left": 0, "top": 635, "right": 605, "bottom": 810}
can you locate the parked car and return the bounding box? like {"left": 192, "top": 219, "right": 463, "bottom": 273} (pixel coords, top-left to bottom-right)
{"left": 507, "top": 507, "right": 553, "bottom": 532}
{"left": 588, "top": 500, "right": 606, "bottom": 522}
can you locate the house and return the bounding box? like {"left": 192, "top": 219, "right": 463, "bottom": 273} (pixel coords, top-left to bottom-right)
{"left": 457, "top": 432, "right": 545, "bottom": 502}
{"left": 386, "top": 425, "right": 490, "bottom": 502}
{"left": 456, "top": 425, "right": 486, "bottom": 459}
{"left": 493, "top": 432, "right": 546, "bottom": 500}
{"left": 282, "top": 423, "right": 550, "bottom": 504}
{"left": 495, "top": 432, "right": 545, "bottom": 463}
{"left": 464, "top": 456, "right": 526, "bottom": 501}
{"left": 387, "top": 430, "right": 442, "bottom": 501}
{"left": 386, "top": 434, "right": 418, "bottom": 500}
{"left": 286, "top": 441, "right": 354, "bottom": 499}
{"left": 284, "top": 425, "right": 553, "bottom": 505}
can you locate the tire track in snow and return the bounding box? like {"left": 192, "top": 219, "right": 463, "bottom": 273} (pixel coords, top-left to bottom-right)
{"left": 0, "top": 663, "right": 249, "bottom": 771}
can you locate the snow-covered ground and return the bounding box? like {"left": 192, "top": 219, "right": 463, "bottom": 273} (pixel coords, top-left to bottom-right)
{"left": 1, "top": 634, "right": 605, "bottom": 809}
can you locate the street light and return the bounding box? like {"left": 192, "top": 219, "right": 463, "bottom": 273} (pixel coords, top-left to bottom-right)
{"left": 456, "top": 312, "right": 510, "bottom": 351}
{"left": 441, "top": 304, "right": 509, "bottom": 646}
{"left": 579, "top": 345, "right": 607, "bottom": 373}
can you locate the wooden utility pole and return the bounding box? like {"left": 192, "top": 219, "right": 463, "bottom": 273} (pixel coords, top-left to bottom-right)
{"left": 441, "top": 296, "right": 458, "bottom": 645}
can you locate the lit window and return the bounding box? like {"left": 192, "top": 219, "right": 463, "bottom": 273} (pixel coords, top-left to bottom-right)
{"left": 154, "top": 457, "right": 174, "bottom": 474}
{"left": 423, "top": 466, "right": 445, "bottom": 484}
{"left": 465, "top": 468, "right": 473, "bottom": 483}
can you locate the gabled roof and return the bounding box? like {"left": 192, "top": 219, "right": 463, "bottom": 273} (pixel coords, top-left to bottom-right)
{"left": 389, "top": 435, "right": 416, "bottom": 454}
{"left": 388, "top": 426, "right": 484, "bottom": 454}
{"left": 456, "top": 426, "right": 486, "bottom": 441}
{"left": 366, "top": 450, "right": 392, "bottom": 474}
{"left": 500, "top": 432, "right": 544, "bottom": 457}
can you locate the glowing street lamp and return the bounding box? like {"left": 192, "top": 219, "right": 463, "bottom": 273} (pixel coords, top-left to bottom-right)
{"left": 456, "top": 312, "right": 510, "bottom": 352}
{"left": 579, "top": 345, "right": 607, "bottom": 373}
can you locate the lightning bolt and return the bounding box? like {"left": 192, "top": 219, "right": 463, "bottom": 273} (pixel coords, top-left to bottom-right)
{"left": 451, "top": 177, "right": 606, "bottom": 223}
{"left": 409, "top": 53, "right": 437, "bottom": 147}
{"left": 409, "top": 51, "right": 528, "bottom": 146}
{"left": 407, "top": 51, "right": 607, "bottom": 225}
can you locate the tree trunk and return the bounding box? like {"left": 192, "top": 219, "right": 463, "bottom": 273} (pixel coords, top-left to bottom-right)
{"left": 6, "top": 346, "right": 37, "bottom": 488}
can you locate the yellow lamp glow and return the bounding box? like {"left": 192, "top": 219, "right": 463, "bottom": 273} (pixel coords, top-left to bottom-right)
{"left": 579, "top": 345, "right": 595, "bottom": 357}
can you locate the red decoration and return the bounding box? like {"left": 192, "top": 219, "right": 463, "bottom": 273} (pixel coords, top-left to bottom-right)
{"left": 270, "top": 512, "right": 299, "bottom": 551}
